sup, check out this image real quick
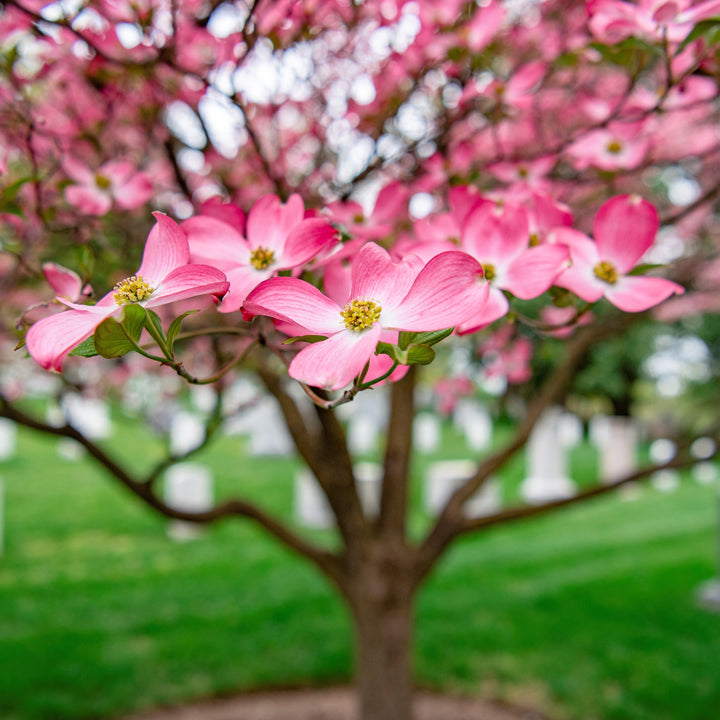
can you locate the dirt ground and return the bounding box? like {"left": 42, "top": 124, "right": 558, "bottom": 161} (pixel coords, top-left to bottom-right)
{"left": 123, "top": 686, "right": 548, "bottom": 720}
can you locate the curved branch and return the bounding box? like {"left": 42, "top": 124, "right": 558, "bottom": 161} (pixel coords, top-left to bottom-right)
{"left": 413, "top": 313, "right": 638, "bottom": 586}
{"left": 0, "top": 394, "right": 341, "bottom": 582}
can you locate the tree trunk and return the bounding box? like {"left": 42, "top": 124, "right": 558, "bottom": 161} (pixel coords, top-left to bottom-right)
{"left": 347, "top": 545, "right": 415, "bottom": 720}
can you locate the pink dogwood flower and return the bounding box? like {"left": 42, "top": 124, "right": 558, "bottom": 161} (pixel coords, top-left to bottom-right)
{"left": 26, "top": 214, "right": 229, "bottom": 371}
{"left": 244, "top": 243, "right": 485, "bottom": 390}
{"left": 553, "top": 195, "right": 684, "bottom": 311}
{"left": 183, "top": 194, "right": 338, "bottom": 313}
{"left": 64, "top": 158, "right": 153, "bottom": 216}
{"left": 456, "top": 199, "right": 570, "bottom": 332}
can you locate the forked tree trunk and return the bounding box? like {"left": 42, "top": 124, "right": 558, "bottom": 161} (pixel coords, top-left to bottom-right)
{"left": 346, "top": 544, "right": 416, "bottom": 720}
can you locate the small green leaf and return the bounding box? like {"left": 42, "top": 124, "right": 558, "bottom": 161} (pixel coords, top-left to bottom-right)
{"left": 145, "top": 309, "right": 165, "bottom": 340}
{"left": 167, "top": 310, "right": 199, "bottom": 351}
{"left": 627, "top": 263, "right": 666, "bottom": 276}
{"left": 94, "top": 317, "right": 140, "bottom": 358}
{"left": 409, "top": 328, "right": 454, "bottom": 347}
{"left": 677, "top": 17, "right": 720, "bottom": 53}
{"left": 398, "top": 331, "right": 414, "bottom": 350}
{"left": 282, "top": 334, "right": 328, "bottom": 345}
{"left": 69, "top": 336, "right": 98, "bottom": 358}
{"left": 375, "top": 341, "right": 407, "bottom": 364}
{"left": 122, "top": 304, "right": 146, "bottom": 343}
{"left": 406, "top": 344, "right": 435, "bottom": 365}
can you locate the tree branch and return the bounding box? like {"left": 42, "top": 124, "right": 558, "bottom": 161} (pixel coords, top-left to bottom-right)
{"left": 0, "top": 394, "right": 341, "bottom": 582}
{"left": 378, "top": 367, "right": 415, "bottom": 540}
{"left": 412, "top": 314, "right": 636, "bottom": 586}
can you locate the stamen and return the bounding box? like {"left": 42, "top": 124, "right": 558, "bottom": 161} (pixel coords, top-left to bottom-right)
{"left": 606, "top": 140, "right": 623, "bottom": 154}
{"left": 249, "top": 247, "right": 275, "bottom": 270}
{"left": 594, "top": 261, "right": 618, "bottom": 284}
{"left": 340, "top": 298, "right": 382, "bottom": 332}
{"left": 95, "top": 174, "right": 111, "bottom": 189}
{"left": 113, "top": 275, "right": 154, "bottom": 305}
{"left": 481, "top": 263, "right": 496, "bottom": 282}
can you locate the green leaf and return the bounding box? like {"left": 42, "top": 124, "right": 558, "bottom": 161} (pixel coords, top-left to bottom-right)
{"left": 677, "top": 17, "right": 720, "bottom": 53}
{"left": 408, "top": 328, "right": 454, "bottom": 347}
{"left": 94, "top": 317, "right": 140, "bottom": 358}
{"left": 406, "top": 344, "right": 435, "bottom": 365}
{"left": 69, "top": 337, "right": 98, "bottom": 358}
{"left": 167, "top": 310, "right": 199, "bottom": 351}
{"left": 121, "top": 304, "right": 146, "bottom": 343}
{"left": 282, "top": 334, "right": 328, "bottom": 345}
{"left": 398, "top": 331, "right": 414, "bottom": 350}
{"left": 627, "top": 263, "right": 666, "bottom": 276}
{"left": 145, "top": 309, "right": 165, "bottom": 340}
{"left": 375, "top": 341, "right": 407, "bottom": 364}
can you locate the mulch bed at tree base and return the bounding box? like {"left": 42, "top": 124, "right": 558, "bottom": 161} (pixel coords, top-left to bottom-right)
{"left": 122, "top": 686, "right": 549, "bottom": 720}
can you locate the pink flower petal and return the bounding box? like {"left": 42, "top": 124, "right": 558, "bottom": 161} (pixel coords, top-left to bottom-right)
{"left": 279, "top": 218, "right": 338, "bottom": 268}
{"left": 288, "top": 324, "right": 382, "bottom": 390}
{"left": 65, "top": 185, "right": 112, "bottom": 216}
{"left": 461, "top": 200, "right": 530, "bottom": 264}
{"left": 146, "top": 264, "right": 229, "bottom": 307}
{"left": 456, "top": 286, "right": 510, "bottom": 334}
{"left": 594, "top": 195, "right": 659, "bottom": 273}
{"left": 244, "top": 277, "right": 344, "bottom": 334}
{"left": 502, "top": 244, "right": 570, "bottom": 299}
{"left": 384, "top": 251, "right": 485, "bottom": 330}
{"left": 183, "top": 215, "right": 250, "bottom": 269}
{"left": 217, "top": 266, "right": 272, "bottom": 313}
{"left": 246, "top": 194, "right": 304, "bottom": 252}
{"left": 350, "top": 243, "right": 421, "bottom": 309}
{"left": 101, "top": 160, "right": 135, "bottom": 185}
{"left": 114, "top": 171, "right": 153, "bottom": 210}
{"left": 26, "top": 307, "right": 116, "bottom": 371}
{"left": 604, "top": 275, "right": 684, "bottom": 312}
{"left": 42, "top": 262, "right": 83, "bottom": 300}
{"left": 137, "top": 213, "right": 191, "bottom": 283}
{"left": 62, "top": 157, "right": 94, "bottom": 184}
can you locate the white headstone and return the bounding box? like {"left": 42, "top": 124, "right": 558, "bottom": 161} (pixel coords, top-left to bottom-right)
{"left": 692, "top": 462, "right": 718, "bottom": 485}
{"left": 649, "top": 438, "right": 680, "bottom": 492}
{"left": 0, "top": 419, "right": 17, "bottom": 461}
{"left": 521, "top": 407, "right": 575, "bottom": 503}
{"left": 170, "top": 411, "right": 205, "bottom": 456}
{"left": 688, "top": 437, "right": 718, "bottom": 485}
{"left": 164, "top": 463, "right": 213, "bottom": 541}
{"left": 413, "top": 412, "right": 440, "bottom": 453}
{"left": 557, "top": 412, "right": 583, "bottom": 448}
{"left": 61, "top": 395, "right": 112, "bottom": 440}
{"left": 295, "top": 468, "right": 334, "bottom": 529}
{"left": 57, "top": 438, "right": 85, "bottom": 461}
{"left": 355, "top": 462, "right": 382, "bottom": 518}
{"left": 453, "top": 400, "right": 493, "bottom": 452}
{"left": 248, "top": 401, "right": 294, "bottom": 456}
{"left": 189, "top": 385, "right": 217, "bottom": 415}
{"left": 594, "top": 416, "right": 638, "bottom": 484}
{"left": 347, "top": 415, "right": 378, "bottom": 456}
{"left": 424, "top": 460, "right": 501, "bottom": 518}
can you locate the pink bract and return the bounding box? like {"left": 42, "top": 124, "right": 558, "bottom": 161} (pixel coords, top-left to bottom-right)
{"left": 244, "top": 243, "right": 485, "bottom": 390}
{"left": 26, "top": 214, "right": 229, "bottom": 371}
{"left": 183, "top": 194, "right": 338, "bottom": 313}
{"left": 553, "top": 195, "right": 684, "bottom": 312}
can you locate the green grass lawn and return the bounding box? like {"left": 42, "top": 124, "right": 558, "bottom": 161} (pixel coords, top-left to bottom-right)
{"left": 0, "top": 407, "right": 719, "bottom": 720}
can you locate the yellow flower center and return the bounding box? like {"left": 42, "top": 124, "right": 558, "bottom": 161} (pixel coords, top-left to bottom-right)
{"left": 340, "top": 298, "right": 382, "bottom": 332}
{"left": 606, "top": 140, "right": 623, "bottom": 154}
{"left": 481, "top": 263, "right": 496, "bottom": 282}
{"left": 113, "top": 275, "right": 154, "bottom": 305}
{"left": 593, "top": 261, "right": 618, "bottom": 284}
{"left": 528, "top": 232, "right": 541, "bottom": 247}
{"left": 249, "top": 247, "right": 275, "bottom": 270}
{"left": 95, "top": 174, "right": 111, "bottom": 190}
